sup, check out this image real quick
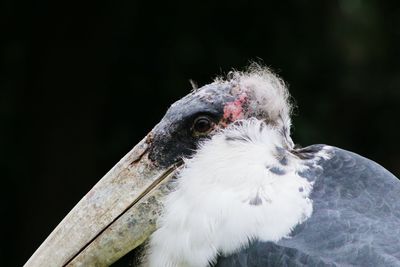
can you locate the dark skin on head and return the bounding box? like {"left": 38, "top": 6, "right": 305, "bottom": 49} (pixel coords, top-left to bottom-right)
{"left": 148, "top": 83, "right": 234, "bottom": 167}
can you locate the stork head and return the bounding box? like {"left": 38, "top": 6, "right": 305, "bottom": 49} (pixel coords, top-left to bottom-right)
{"left": 149, "top": 66, "right": 293, "bottom": 168}
{"left": 25, "top": 66, "right": 296, "bottom": 267}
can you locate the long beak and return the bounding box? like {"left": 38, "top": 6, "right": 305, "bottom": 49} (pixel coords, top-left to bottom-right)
{"left": 24, "top": 134, "right": 181, "bottom": 267}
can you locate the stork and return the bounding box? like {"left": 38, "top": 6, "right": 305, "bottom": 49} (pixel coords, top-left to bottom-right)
{"left": 25, "top": 66, "right": 400, "bottom": 267}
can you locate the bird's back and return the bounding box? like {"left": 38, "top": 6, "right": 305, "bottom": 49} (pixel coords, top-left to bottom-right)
{"left": 215, "top": 146, "right": 400, "bottom": 267}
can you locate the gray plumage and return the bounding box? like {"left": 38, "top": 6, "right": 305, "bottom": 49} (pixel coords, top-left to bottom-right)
{"left": 215, "top": 145, "right": 400, "bottom": 267}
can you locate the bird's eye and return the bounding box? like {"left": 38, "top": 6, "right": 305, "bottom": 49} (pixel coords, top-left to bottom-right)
{"left": 192, "top": 116, "right": 213, "bottom": 136}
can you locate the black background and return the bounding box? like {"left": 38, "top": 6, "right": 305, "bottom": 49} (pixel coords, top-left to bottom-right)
{"left": 2, "top": 0, "right": 400, "bottom": 265}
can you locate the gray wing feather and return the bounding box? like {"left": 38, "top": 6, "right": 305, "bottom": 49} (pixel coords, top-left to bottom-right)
{"left": 215, "top": 146, "right": 400, "bottom": 267}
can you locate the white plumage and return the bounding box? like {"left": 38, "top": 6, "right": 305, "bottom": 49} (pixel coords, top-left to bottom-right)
{"left": 147, "top": 119, "right": 329, "bottom": 267}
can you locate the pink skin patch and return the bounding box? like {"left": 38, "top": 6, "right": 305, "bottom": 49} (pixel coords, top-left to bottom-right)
{"left": 222, "top": 93, "right": 248, "bottom": 126}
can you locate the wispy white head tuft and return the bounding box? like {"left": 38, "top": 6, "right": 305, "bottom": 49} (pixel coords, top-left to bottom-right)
{"left": 214, "top": 64, "right": 294, "bottom": 147}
